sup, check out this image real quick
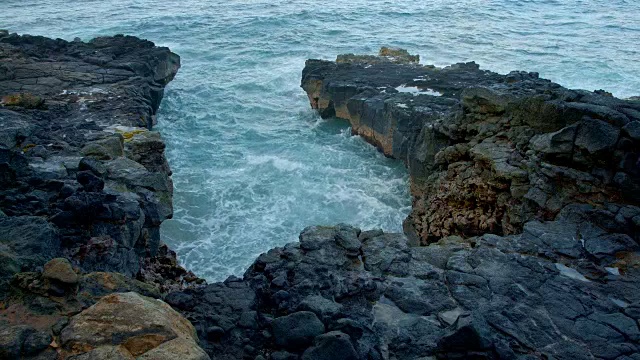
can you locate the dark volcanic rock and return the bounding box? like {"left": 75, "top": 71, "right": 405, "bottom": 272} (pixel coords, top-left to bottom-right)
{"left": 301, "top": 331, "right": 359, "bottom": 360}
{"left": 4, "top": 35, "right": 640, "bottom": 360}
{"left": 301, "top": 49, "right": 640, "bottom": 245}
{"left": 171, "top": 212, "right": 640, "bottom": 359}
{"left": 162, "top": 50, "right": 640, "bottom": 360}
{"left": 272, "top": 311, "right": 325, "bottom": 349}
{"left": 0, "top": 216, "right": 59, "bottom": 288}
{"left": 0, "top": 32, "right": 207, "bottom": 359}
{"left": 0, "top": 31, "right": 197, "bottom": 290}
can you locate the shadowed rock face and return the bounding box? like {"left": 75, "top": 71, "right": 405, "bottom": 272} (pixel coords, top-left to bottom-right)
{"left": 301, "top": 52, "right": 640, "bottom": 244}
{"left": 0, "top": 32, "right": 208, "bottom": 360}
{"left": 0, "top": 32, "right": 199, "bottom": 290}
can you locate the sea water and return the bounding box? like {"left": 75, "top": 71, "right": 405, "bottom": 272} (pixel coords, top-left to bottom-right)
{"left": 3, "top": 0, "right": 639, "bottom": 281}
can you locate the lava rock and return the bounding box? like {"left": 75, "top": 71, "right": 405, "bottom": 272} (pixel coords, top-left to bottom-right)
{"left": 272, "top": 311, "right": 325, "bottom": 350}
{"left": 574, "top": 117, "right": 620, "bottom": 155}
{"left": 76, "top": 170, "right": 104, "bottom": 192}
{"left": 301, "top": 331, "right": 358, "bottom": 360}
{"left": 0, "top": 216, "right": 60, "bottom": 278}
{"left": 297, "top": 295, "right": 342, "bottom": 320}
{"left": 335, "top": 226, "right": 361, "bottom": 255}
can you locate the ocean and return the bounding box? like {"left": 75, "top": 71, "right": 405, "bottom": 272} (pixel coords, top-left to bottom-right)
{"left": 3, "top": 0, "right": 639, "bottom": 281}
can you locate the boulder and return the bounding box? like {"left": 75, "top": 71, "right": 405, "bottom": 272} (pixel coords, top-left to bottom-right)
{"left": 574, "top": 117, "right": 620, "bottom": 155}
{"left": 297, "top": 295, "right": 343, "bottom": 320}
{"left": 301, "top": 331, "right": 358, "bottom": 360}
{"left": 0, "top": 216, "right": 59, "bottom": 277}
{"left": 43, "top": 258, "right": 78, "bottom": 285}
{"left": 334, "top": 225, "right": 361, "bottom": 255}
{"left": 60, "top": 292, "right": 209, "bottom": 360}
{"left": 622, "top": 121, "right": 640, "bottom": 141}
{"left": 271, "top": 311, "right": 325, "bottom": 350}
{"left": 0, "top": 325, "right": 52, "bottom": 358}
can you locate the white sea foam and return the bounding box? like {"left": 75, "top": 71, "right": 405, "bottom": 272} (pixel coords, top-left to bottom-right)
{"left": 246, "top": 154, "right": 307, "bottom": 171}
{"left": 11, "top": 0, "right": 639, "bottom": 281}
{"left": 395, "top": 85, "right": 442, "bottom": 96}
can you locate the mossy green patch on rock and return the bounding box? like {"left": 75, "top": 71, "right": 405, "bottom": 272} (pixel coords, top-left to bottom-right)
{"left": 80, "top": 143, "right": 113, "bottom": 160}
{"left": 118, "top": 128, "right": 148, "bottom": 142}
{"left": 21, "top": 144, "right": 37, "bottom": 153}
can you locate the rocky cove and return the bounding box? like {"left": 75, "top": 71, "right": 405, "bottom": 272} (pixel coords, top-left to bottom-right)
{"left": 0, "top": 31, "right": 639, "bottom": 360}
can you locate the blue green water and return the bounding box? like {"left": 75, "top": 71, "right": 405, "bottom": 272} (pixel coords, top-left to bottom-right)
{"left": 4, "top": 0, "right": 639, "bottom": 281}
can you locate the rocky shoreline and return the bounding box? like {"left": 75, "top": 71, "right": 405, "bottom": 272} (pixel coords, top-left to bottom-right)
{"left": 0, "top": 32, "right": 206, "bottom": 359}
{"left": 301, "top": 48, "right": 640, "bottom": 246}
{"left": 1, "top": 34, "right": 640, "bottom": 360}
{"left": 167, "top": 51, "right": 640, "bottom": 359}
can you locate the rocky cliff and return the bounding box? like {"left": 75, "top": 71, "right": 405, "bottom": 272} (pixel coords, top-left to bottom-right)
{"left": 0, "top": 32, "right": 207, "bottom": 359}
{"left": 301, "top": 48, "right": 640, "bottom": 245}
{"left": 3, "top": 34, "right": 640, "bottom": 360}
{"left": 156, "top": 50, "right": 640, "bottom": 360}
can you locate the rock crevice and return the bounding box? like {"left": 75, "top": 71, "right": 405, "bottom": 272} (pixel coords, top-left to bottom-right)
{"left": 151, "top": 49, "right": 632, "bottom": 359}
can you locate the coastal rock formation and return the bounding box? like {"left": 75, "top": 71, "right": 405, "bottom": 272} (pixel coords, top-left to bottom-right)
{"left": 3, "top": 33, "right": 640, "bottom": 360}
{"left": 301, "top": 49, "right": 640, "bottom": 245}
{"left": 59, "top": 292, "right": 209, "bottom": 359}
{"left": 153, "top": 49, "right": 640, "bottom": 359}
{"left": 0, "top": 32, "right": 207, "bottom": 359}
{"left": 0, "top": 31, "right": 199, "bottom": 291}
{"left": 169, "top": 215, "right": 640, "bottom": 359}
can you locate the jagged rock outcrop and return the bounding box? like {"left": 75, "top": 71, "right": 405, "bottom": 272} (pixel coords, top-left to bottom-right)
{"left": 155, "top": 49, "right": 640, "bottom": 360}
{"left": 4, "top": 34, "right": 640, "bottom": 360}
{"left": 0, "top": 31, "right": 200, "bottom": 291}
{"left": 301, "top": 50, "right": 640, "bottom": 245}
{"left": 0, "top": 32, "right": 206, "bottom": 359}
{"left": 168, "top": 213, "right": 640, "bottom": 359}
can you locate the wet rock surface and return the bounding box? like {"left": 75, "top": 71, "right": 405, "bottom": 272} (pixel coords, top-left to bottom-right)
{"left": 0, "top": 32, "right": 207, "bottom": 359}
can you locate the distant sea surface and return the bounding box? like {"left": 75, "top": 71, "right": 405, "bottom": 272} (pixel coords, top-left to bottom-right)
{"left": 3, "top": 0, "right": 639, "bottom": 281}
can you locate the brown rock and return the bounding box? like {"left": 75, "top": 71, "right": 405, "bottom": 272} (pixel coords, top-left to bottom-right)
{"left": 43, "top": 258, "right": 78, "bottom": 285}
{"left": 68, "top": 345, "right": 133, "bottom": 360}
{"left": 60, "top": 292, "right": 209, "bottom": 360}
